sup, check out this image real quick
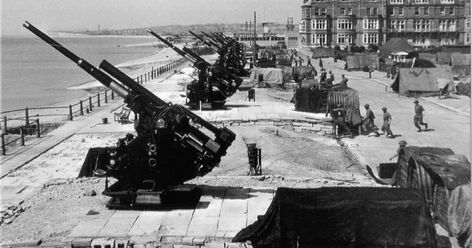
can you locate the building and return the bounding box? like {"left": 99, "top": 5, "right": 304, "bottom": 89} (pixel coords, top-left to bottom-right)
{"left": 386, "top": 0, "right": 468, "bottom": 47}
{"left": 300, "top": 0, "right": 469, "bottom": 48}
{"left": 300, "top": 0, "right": 387, "bottom": 48}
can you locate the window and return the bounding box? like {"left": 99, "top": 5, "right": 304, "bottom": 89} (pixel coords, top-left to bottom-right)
{"left": 439, "top": 20, "right": 447, "bottom": 31}
{"left": 466, "top": 18, "right": 470, "bottom": 29}
{"left": 422, "top": 20, "right": 430, "bottom": 31}
{"left": 415, "top": 0, "right": 428, "bottom": 3}
{"left": 312, "top": 34, "right": 327, "bottom": 46}
{"left": 440, "top": 7, "right": 446, "bottom": 15}
{"left": 414, "top": 20, "right": 422, "bottom": 31}
{"left": 415, "top": 7, "right": 419, "bottom": 15}
{"left": 302, "top": 8, "right": 311, "bottom": 18}
{"left": 337, "top": 34, "right": 353, "bottom": 44}
{"left": 449, "top": 7, "right": 454, "bottom": 15}
{"left": 398, "top": 20, "right": 405, "bottom": 31}
{"left": 314, "top": 8, "right": 319, "bottom": 16}
{"left": 338, "top": 19, "right": 353, "bottom": 29}
{"left": 368, "top": 7, "right": 377, "bottom": 15}
{"left": 340, "top": 8, "right": 346, "bottom": 15}
{"left": 390, "top": 20, "right": 397, "bottom": 30}
{"left": 390, "top": 0, "right": 403, "bottom": 3}
{"left": 363, "top": 33, "right": 378, "bottom": 44}
{"left": 367, "top": 8, "right": 371, "bottom": 15}
{"left": 348, "top": 8, "right": 353, "bottom": 15}
{"left": 424, "top": 7, "right": 429, "bottom": 15}
{"left": 321, "top": 8, "right": 327, "bottom": 15}
{"left": 389, "top": 8, "right": 394, "bottom": 15}
{"left": 363, "top": 19, "right": 379, "bottom": 30}
{"left": 398, "top": 7, "right": 404, "bottom": 16}
{"left": 449, "top": 20, "right": 456, "bottom": 31}
{"left": 300, "top": 20, "right": 307, "bottom": 31}
{"left": 466, "top": 33, "right": 470, "bottom": 44}
{"left": 313, "top": 19, "right": 327, "bottom": 30}
{"left": 440, "top": 0, "right": 454, "bottom": 3}
{"left": 372, "top": 8, "right": 377, "bottom": 15}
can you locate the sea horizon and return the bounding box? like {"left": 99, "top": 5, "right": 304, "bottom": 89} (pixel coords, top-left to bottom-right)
{"left": 1, "top": 35, "right": 159, "bottom": 112}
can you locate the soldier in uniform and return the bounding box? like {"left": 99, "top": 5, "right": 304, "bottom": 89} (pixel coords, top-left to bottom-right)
{"left": 381, "top": 107, "right": 394, "bottom": 138}
{"left": 361, "top": 104, "right": 379, "bottom": 136}
{"left": 413, "top": 100, "right": 428, "bottom": 132}
{"left": 319, "top": 58, "right": 324, "bottom": 69}
{"left": 330, "top": 104, "right": 352, "bottom": 138}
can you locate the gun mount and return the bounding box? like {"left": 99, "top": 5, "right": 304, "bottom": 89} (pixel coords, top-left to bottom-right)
{"left": 24, "top": 21, "right": 236, "bottom": 208}
{"left": 149, "top": 29, "right": 244, "bottom": 110}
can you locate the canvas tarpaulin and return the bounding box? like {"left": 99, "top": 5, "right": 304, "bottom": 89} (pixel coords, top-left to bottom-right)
{"left": 448, "top": 184, "right": 472, "bottom": 248}
{"left": 390, "top": 67, "right": 454, "bottom": 96}
{"left": 292, "top": 66, "right": 315, "bottom": 82}
{"left": 311, "top": 47, "right": 334, "bottom": 58}
{"left": 346, "top": 54, "right": 379, "bottom": 70}
{"left": 414, "top": 154, "right": 471, "bottom": 190}
{"left": 233, "top": 187, "right": 438, "bottom": 248}
{"left": 379, "top": 38, "right": 414, "bottom": 58}
{"left": 328, "top": 84, "right": 362, "bottom": 126}
{"left": 451, "top": 53, "right": 471, "bottom": 76}
{"left": 419, "top": 53, "right": 437, "bottom": 64}
{"left": 250, "top": 68, "right": 286, "bottom": 86}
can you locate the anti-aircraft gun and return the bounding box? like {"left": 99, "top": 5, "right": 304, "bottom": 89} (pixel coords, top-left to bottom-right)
{"left": 23, "top": 21, "right": 236, "bottom": 209}
{"left": 149, "top": 30, "right": 243, "bottom": 109}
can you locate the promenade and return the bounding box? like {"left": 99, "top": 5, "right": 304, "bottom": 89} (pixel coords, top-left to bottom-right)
{"left": 0, "top": 55, "right": 469, "bottom": 247}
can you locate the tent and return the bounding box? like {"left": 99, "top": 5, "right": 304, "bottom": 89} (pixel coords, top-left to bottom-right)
{"left": 311, "top": 47, "right": 334, "bottom": 58}
{"left": 379, "top": 38, "right": 414, "bottom": 58}
{"left": 450, "top": 53, "right": 471, "bottom": 76}
{"left": 419, "top": 53, "right": 437, "bottom": 64}
{"left": 391, "top": 67, "right": 454, "bottom": 96}
{"left": 233, "top": 187, "right": 439, "bottom": 248}
{"left": 346, "top": 54, "right": 379, "bottom": 70}
{"left": 249, "top": 68, "right": 286, "bottom": 86}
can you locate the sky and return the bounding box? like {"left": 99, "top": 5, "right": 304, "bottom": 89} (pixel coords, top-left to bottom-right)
{"left": 1, "top": 0, "right": 301, "bottom": 36}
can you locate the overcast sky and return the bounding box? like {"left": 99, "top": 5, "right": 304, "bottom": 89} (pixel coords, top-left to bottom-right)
{"left": 1, "top": 0, "right": 301, "bottom": 36}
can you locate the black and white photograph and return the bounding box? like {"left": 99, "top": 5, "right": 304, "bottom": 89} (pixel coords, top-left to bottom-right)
{"left": 1, "top": 0, "right": 471, "bottom": 247}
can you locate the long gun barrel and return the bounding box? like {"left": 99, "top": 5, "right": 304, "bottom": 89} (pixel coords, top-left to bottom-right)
{"left": 189, "top": 31, "right": 220, "bottom": 52}
{"left": 200, "top": 32, "right": 222, "bottom": 50}
{"left": 148, "top": 30, "right": 198, "bottom": 64}
{"left": 22, "top": 21, "right": 130, "bottom": 99}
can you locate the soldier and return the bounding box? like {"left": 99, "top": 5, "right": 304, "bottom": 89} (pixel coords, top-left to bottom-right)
{"left": 389, "top": 140, "right": 407, "bottom": 161}
{"left": 319, "top": 58, "right": 324, "bottom": 69}
{"left": 338, "top": 74, "right": 348, "bottom": 86}
{"left": 307, "top": 56, "right": 313, "bottom": 67}
{"left": 319, "top": 69, "right": 327, "bottom": 83}
{"left": 381, "top": 107, "right": 394, "bottom": 138}
{"left": 368, "top": 64, "right": 374, "bottom": 78}
{"left": 413, "top": 100, "right": 428, "bottom": 132}
{"left": 330, "top": 104, "right": 352, "bottom": 138}
{"left": 361, "top": 104, "right": 379, "bottom": 136}
{"left": 327, "top": 70, "right": 335, "bottom": 84}
{"left": 298, "top": 56, "right": 304, "bottom": 66}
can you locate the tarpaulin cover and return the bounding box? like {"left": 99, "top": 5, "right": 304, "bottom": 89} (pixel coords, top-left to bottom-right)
{"left": 450, "top": 53, "right": 471, "bottom": 76}
{"left": 276, "top": 65, "right": 293, "bottom": 83}
{"left": 447, "top": 184, "right": 472, "bottom": 247}
{"left": 390, "top": 67, "right": 454, "bottom": 96}
{"left": 379, "top": 38, "right": 414, "bottom": 58}
{"left": 78, "top": 147, "right": 114, "bottom": 177}
{"left": 328, "top": 84, "right": 362, "bottom": 125}
{"left": 233, "top": 187, "right": 438, "bottom": 248}
{"left": 293, "top": 66, "right": 315, "bottom": 81}
{"left": 456, "top": 82, "right": 471, "bottom": 96}
{"left": 436, "top": 52, "right": 461, "bottom": 65}
{"left": 250, "top": 68, "right": 286, "bottom": 86}
{"left": 293, "top": 79, "right": 327, "bottom": 113}
{"left": 419, "top": 53, "right": 437, "bottom": 64}
{"left": 414, "top": 154, "right": 471, "bottom": 190}
{"left": 346, "top": 54, "right": 379, "bottom": 70}
{"left": 311, "top": 47, "right": 334, "bottom": 58}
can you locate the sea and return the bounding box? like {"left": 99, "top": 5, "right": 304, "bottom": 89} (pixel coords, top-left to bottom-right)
{"left": 1, "top": 35, "right": 159, "bottom": 112}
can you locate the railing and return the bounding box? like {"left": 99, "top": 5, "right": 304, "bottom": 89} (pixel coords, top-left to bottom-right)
{"left": 0, "top": 58, "right": 187, "bottom": 155}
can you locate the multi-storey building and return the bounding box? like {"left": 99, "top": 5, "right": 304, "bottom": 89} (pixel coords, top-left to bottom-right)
{"left": 300, "top": 0, "right": 387, "bottom": 48}
{"left": 300, "top": 0, "right": 469, "bottom": 48}
{"left": 386, "top": 0, "right": 467, "bottom": 46}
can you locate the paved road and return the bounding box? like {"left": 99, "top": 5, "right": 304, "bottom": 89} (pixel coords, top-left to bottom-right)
{"left": 309, "top": 56, "right": 471, "bottom": 170}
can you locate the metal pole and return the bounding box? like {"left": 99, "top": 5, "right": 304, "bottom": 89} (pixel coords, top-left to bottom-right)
{"left": 36, "top": 119, "right": 40, "bottom": 138}
{"left": 25, "top": 108, "right": 29, "bottom": 126}
{"left": 3, "top": 116, "right": 7, "bottom": 134}
{"left": 89, "top": 97, "right": 93, "bottom": 111}
{"left": 104, "top": 91, "right": 108, "bottom": 103}
{"left": 111, "top": 91, "right": 115, "bottom": 100}
{"left": 1, "top": 133, "right": 5, "bottom": 155}
{"left": 97, "top": 93, "right": 100, "bottom": 107}
{"left": 20, "top": 127, "right": 25, "bottom": 146}
{"left": 69, "top": 105, "right": 73, "bottom": 120}
{"left": 80, "top": 100, "right": 84, "bottom": 115}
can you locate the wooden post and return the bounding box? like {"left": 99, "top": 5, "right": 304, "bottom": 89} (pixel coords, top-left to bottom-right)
{"left": 3, "top": 116, "right": 7, "bottom": 134}
{"left": 80, "top": 100, "right": 84, "bottom": 115}
{"left": 140, "top": 75, "right": 143, "bottom": 83}
{"left": 151, "top": 67, "right": 154, "bottom": 79}
{"left": 20, "top": 127, "right": 25, "bottom": 146}
{"left": 97, "top": 93, "right": 101, "bottom": 107}
{"left": 89, "top": 97, "right": 93, "bottom": 111}
{"left": 36, "top": 119, "right": 40, "bottom": 138}
{"left": 1, "top": 133, "right": 5, "bottom": 155}
{"left": 25, "top": 108, "right": 29, "bottom": 126}
{"left": 104, "top": 91, "right": 108, "bottom": 103}
{"left": 111, "top": 91, "right": 115, "bottom": 100}
{"left": 69, "top": 105, "right": 73, "bottom": 120}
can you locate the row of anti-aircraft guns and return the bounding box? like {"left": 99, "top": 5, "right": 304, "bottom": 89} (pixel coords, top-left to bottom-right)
{"left": 23, "top": 21, "right": 250, "bottom": 208}
{"left": 150, "top": 29, "right": 248, "bottom": 109}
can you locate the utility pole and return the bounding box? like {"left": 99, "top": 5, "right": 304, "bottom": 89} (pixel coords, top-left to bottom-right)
{"left": 253, "top": 11, "right": 257, "bottom": 66}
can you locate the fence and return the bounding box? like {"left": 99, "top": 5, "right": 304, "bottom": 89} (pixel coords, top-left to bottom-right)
{"left": 0, "top": 58, "right": 187, "bottom": 155}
